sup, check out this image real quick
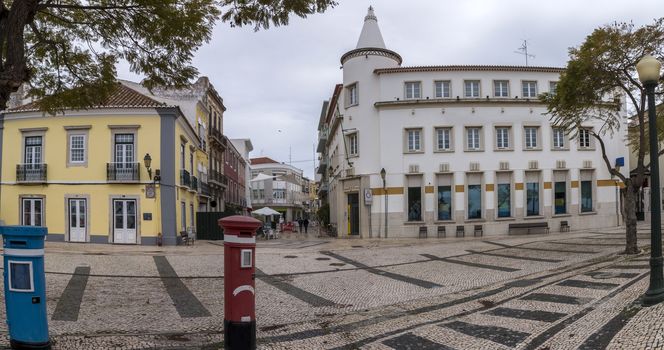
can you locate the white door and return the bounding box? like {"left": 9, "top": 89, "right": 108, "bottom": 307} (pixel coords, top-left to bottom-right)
{"left": 69, "top": 199, "right": 86, "bottom": 242}
{"left": 114, "top": 134, "right": 134, "bottom": 180}
{"left": 113, "top": 199, "right": 137, "bottom": 244}
{"left": 24, "top": 136, "right": 43, "bottom": 181}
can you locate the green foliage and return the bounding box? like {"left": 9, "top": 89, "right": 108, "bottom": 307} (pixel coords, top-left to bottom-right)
{"left": 544, "top": 19, "right": 664, "bottom": 141}
{"left": 0, "top": 0, "right": 337, "bottom": 112}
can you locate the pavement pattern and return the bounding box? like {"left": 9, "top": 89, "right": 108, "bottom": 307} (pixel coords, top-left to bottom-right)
{"left": 0, "top": 225, "right": 663, "bottom": 349}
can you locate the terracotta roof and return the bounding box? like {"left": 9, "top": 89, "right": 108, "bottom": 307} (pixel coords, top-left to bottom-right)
{"left": 250, "top": 157, "right": 279, "bottom": 165}
{"left": 374, "top": 65, "right": 565, "bottom": 74}
{"left": 7, "top": 83, "right": 166, "bottom": 112}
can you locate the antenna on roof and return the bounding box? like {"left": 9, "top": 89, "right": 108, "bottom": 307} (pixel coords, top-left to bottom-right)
{"left": 514, "top": 40, "right": 535, "bottom": 66}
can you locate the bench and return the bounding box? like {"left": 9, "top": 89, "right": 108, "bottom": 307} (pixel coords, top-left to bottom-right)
{"left": 560, "top": 220, "right": 570, "bottom": 232}
{"left": 437, "top": 226, "right": 446, "bottom": 238}
{"left": 456, "top": 225, "right": 465, "bottom": 237}
{"left": 508, "top": 222, "right": 549, "bottom": 235}
{"left": 180, "top": 230, "right": 195, "bottom": 245}
{"left": 418, "top": 226, "right": 428, "bottom": 238}
{"left": 474, "top": 225, "right": 483, "bottom": 237}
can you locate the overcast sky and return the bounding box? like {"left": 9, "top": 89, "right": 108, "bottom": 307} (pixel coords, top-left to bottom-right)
{"left": 117, "top": 0, "right": 660, "bottom": 179}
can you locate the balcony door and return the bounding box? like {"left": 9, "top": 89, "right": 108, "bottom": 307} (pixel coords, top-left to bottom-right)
{"left": 24, "top": 136, "right": 43, "bottom": 181}
{"left": 113, "top": 134, "right": 135, "bottom": 180}
{"left": 113, "top": 199, "right": 137, "bottom": 244}
{"left": 68, "top": 199, "right": 87, "bottom": 242}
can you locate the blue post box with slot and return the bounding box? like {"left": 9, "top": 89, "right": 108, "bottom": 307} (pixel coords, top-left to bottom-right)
{"left": 1, "top": 226, "right": 50, "bottom": 349}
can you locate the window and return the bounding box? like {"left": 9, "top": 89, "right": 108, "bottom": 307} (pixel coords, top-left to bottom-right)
{"left": 406, "top": 176, "right": 422, "bottom": 221}
{"left": 436, "top": 128, "right": 452, "bottom": 151}
{"left": 180, "top": 201, "right": 186, "bottom": 231}
{"left": 468, "top": 185, "right": 482, "bottom": 219}
{"left": 405, "top": 82, "right": 421, "bottom": 99}
{"left": 555, "top": 181, "right": 566, "bottom": 214}
{"left": 581, "top": 170, "right": 594, "bottom": 212}
{"left": 434, "top": 81, "right": 451, "bottom": 98}
{"left": 180, "top": 143, "right": 186, "bottom": 169}
{"left": 274, "top": 189, "right": 286, "bottom": 199}
{"left": 21, "top": 198, "right": 43, "bottom": 226}
{"left": 114, "top": 134, "right": 134, "bottom": 165}
{"left": 406, "top": 129, "right": 422, "bottom": 152}
{"left": 496, "top": 127, "right": 510, "bottom": 149}
{"left": 522, "top": 81, "right": 538, "bottom": 98}
{"left": 524, "top": 127, "right": 538, "bottom": 149}
{"left": 549, "top": 81, "right": 558, "bottom": 95}
{"left": 464, "top": 80, "right": 480, "bottom": 98}
{"left": 466, "top": 127, "right": 481, "bottom": 150}
{"left": 553, "top": 128, "right": 566, "bottom": 149}
{"left": 497, "top": 172, "right": 511, "bottom": 218}
{"left": 526, "top": 182, "right": 540, "bottom": 216}
{"left": 24, "top": 136, "right": 43, "bottom": 165}
{"left": 347, "top": 83, "right": 358, "bottom": 106}
{"left": 189, "top": 204, "right": 195, "bottom": 230}
{"left": 437, "top": 174, "right": 453, "bottom": 221}
{"left": 579, "top": 129, "right": 591, "bottom": 149}
{"left": 494, "top": 80, "right": 509, "bottom": 97}
{"left": 69, "top": 134, "right": 86, "bottom": 163}
{"left": 348, "top": 133, "right": 358, "bottom": 156}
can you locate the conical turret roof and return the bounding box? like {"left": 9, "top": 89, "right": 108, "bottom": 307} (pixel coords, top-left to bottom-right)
{"left": 356, "top": 6, "right": 386, "bottom": 49}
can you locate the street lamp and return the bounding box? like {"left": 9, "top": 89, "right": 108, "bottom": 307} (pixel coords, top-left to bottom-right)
{"left": 380, "top": 168, "right": 387, "bottom": 238}
{"left": 637, "top": 54, "right": 664, "bottom": 306}
{"left": 143, "top": 153, "right": 153, "bottom": 179}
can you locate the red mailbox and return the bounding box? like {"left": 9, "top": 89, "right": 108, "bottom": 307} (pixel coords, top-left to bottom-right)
{"left": 219, "top": 215, "right": 261, "bottom": 350}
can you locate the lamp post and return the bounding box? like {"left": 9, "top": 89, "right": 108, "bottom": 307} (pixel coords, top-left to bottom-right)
{"left": 380, "top": 168, "right": 387, "bottom": 238}
{"left": 637, "top": 54, "right": 664, "bottom": 306}
{"left": 144, "top": 153, "right": 153, "bottom": 180}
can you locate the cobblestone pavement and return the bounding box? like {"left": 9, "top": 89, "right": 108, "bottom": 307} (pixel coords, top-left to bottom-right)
{"left": 0, "top": 225, "right": 662, "bottom": 349}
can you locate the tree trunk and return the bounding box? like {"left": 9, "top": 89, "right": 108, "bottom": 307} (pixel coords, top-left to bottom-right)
{"left": 624, "top": 184, "right": 639, "bottom": 254}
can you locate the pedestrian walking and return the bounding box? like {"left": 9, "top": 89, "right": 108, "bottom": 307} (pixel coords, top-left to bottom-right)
{"left": 297, "top": 218, "right": 303, "bottom": 233}
{"left": 303, "top": 218, "right": 309, "bottom": 233}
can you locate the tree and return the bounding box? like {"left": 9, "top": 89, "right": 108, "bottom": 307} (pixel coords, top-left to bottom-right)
{"left": 0, "top": 0, "right": 337, "bottom": 111}
{"left": 544, "top": 19, "right": 664, "bottom": 254}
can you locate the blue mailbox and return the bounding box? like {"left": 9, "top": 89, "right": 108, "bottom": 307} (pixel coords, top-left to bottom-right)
{"left": 1, "top": 226, "right": 50, "bottom": 349}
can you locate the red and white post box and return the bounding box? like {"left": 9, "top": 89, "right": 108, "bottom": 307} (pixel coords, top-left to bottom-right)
{"left": 219, "top": 215, "right": 262, "bottom": 350}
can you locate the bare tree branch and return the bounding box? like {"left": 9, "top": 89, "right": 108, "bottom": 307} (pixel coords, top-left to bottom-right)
{"left": 593, "top": 132, "right": 627, "bottom": 183}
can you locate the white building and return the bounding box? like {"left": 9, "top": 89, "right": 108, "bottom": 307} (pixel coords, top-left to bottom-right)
{"left": 316, "top": 7, "right": 629, "bottom": 238}
{"left": 250, "top": 157, "right": 308, "bottom": 222}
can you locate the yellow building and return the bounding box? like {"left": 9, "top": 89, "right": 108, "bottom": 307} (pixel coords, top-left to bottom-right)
{"left": 0, "top": 82, "right": 204, "bottom": 245}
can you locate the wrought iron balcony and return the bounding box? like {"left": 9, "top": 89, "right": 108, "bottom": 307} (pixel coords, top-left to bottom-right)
{"left": 191, "top": 176, "right": 199, "bottom": 192}
{"left": 316, "top": 128, "right": 329, "bottom": 152}
{"left": 209, "top": 127, "right": 226, "bottom": 150}
{"left": 107, "top": 163, "right": 140, "bottom": 182}
{"left": 209, "top": 169, "right": 228, "bottom": 187}
{"left": 180, "top": 169, "right": 191, "bottom": 187}
{"left": 16, "top": 163, "right": 47, "bottom": 183}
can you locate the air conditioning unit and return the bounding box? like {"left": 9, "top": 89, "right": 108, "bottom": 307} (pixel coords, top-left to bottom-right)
{"left": 583, "top": 160, "right": 593, "bottom": 169}
{"left": 345, "top": 167, "right": 355, "bottom": 177}
{"left": 469, "top": 162, "right": 480, "bottom": 172}
{"left": 528, "top": 160, "right": 539, "bottom": 170}
{"left": 499, "top": 161, "right": 509, "bottom": 170}
{"left": 556, "top": 160, "right": 566, "bottom": 169}
{"left": 408, "top": 164, "right": 420, "bottom": 173}
{"left": 439, "top": 163, "right": 450, "bottom": 173}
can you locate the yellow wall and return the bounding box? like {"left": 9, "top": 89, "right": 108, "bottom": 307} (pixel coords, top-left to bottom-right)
{"left": 0, "top": 110, "right": 203, "bottom": 243}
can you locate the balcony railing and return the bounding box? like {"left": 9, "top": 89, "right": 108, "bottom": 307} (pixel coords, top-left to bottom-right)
{"left": 316, "top": 128, "right": 329, "bottom": 152}
{"left": 180, "top": 169, "right": 191, "bottom": 187}
{"left": 209, "top": 127, "right": 226, "bottom": 149}
{"left": 209, "top": 169, "right": 228, "bottom": 187}
{"left": 107, "top": 163, "right": 140, "bottom": 182}
{"left": 191, "top": 176, "right": 198, "bottom": 192}
{"left": 16, "top": 163, "right": 47, "bottom": 183}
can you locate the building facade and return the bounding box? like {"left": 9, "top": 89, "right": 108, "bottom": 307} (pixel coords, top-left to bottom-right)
{"left": 250, "top": 157, "right": 307, "bottom": 222}
{"left": 230, "top": 138, "right": 254, "bottom": 213}
{"left": 316, "top": 7, "right": 629, "bottom": 238}
{"left": 223, "top": 136, "right": 248, "bottom": 213}
{"left": 0, "top": 83, "right": 203, "bottom": 245}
